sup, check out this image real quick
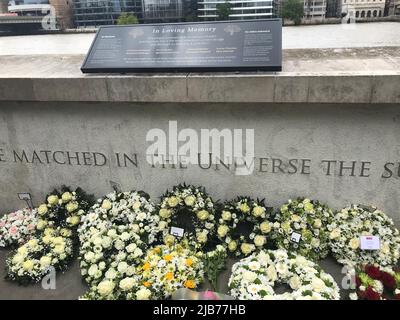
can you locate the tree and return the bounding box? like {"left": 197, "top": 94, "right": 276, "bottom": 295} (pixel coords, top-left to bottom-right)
{"left": 216, "top": 1, "right": 232, "bottom": 21}
{"left": 282, "top": 0, "right": 304, "bottom": 25}
{"left": 116, "top": 12, "right": 139, "bottom": 25}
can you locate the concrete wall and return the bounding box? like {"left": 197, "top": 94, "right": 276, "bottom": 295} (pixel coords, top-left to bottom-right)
{"left": 0, "top": 101, "right": 399, "bottom": 226}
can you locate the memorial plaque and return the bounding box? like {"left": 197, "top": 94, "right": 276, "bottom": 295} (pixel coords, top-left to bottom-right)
{"left": 81, "top": 19, "right": 282, "bottom": 73}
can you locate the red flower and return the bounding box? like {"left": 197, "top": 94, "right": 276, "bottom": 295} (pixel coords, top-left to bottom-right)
{"left": 365, "top": 265, "right": 381, "bottom": 280}
{"left": 380, "top": 272, "right": 396, "bottom": 290}
{"left": 364, "top": 286, "right": 381, "bottom": 300}
{"left": 355, "top": 276, "right": 361, "bottom": 287}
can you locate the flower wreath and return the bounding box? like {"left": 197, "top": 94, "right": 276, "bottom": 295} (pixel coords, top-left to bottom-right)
{"left": 216, "top": 197, "right": 273, "bottom": 257}
{"left": 272, "top": 198, "right": 333, "bottom": 261}
{"left": 0, "top": 208, "right": 38, "bottom": 248}
{"left": 349, "top": 265, "right": 400, "bottom": 300}
{"left": 81, "top": 244, "right": 204, "bottom": 300}
{"left": 228, "top": 249, "right": 340, "bottom": 300}
{"left": 328, "top": 204, "right": 400, "bottom": 267}
{"left": 158, "top": 184, "right": 216, "bottom": 249}
{"left": 6, "top": 186, "right": 94, "bottom": 284}
{"left": 78, "top": 190, "right": 160, "bottom": 298}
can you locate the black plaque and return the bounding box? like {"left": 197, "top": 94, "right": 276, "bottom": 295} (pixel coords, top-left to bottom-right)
{"left": 81, "top": 19, "right": 282, "bottom": 73}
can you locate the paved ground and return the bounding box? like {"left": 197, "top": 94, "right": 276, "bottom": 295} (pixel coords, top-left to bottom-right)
{"left": 0, "top": 247, "right": 347, "bottom": 300}
{"left": 0, "top": 22, "right": 399, "bottom": 56}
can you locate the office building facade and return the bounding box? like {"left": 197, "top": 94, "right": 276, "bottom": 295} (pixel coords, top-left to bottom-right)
{"left": 197, "top": 0, "right": 275, "bottom": 20}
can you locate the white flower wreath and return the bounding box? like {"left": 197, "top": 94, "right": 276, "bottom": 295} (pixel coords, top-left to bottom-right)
{"left": 272, "top": 198, "right": 334, "bottom": 261}
{"left": 228, "top": 249, "right": 340, "bottom": 300}
{"left": 158, "top": 184, "right": 216, "bottom": 249}
{"left": 78, "top": 190, "right": 160, "bottom": 296}
{"left": 216, "top": 197, "right": 273, "bottom": 257}
{"left": 328, "top": 204, "right": 400, "bottom": 267}
{"left": 6, "top": 186, "right": 93, "bottom": 284}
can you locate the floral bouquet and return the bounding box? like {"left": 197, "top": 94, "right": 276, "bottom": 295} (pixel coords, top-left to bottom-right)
{"left": 349, "top": 265, "right": 400, "bottom": 300}
{"left": 216, "top": 197, "right": 273, "bottom": 257}
{"left": 229, "top": 249, "right": 340, "bottom": 300}
{"left": 328, "top": 204, "right": 400, "bottom": 267}
{"left": 0, "top": 208, "right": 38, "bottom": 248}
{"left": 6, "top": 186, "right": 94, "bottom": 284}
{"left": 158, "top": 184, "right": 216, "bottom": 249}
{"left": 78, "top": 190, "right": 161, "bottom": 299}
{"left": 272, "top": 198, "right": 333, "bottom": 261}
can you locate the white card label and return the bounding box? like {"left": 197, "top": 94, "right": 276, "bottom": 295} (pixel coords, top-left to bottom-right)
{"left": 290, "top": 232, "right": 301, "bottom": 243}
{"left": 360, "top": 236, "right": 380, "bottom": 250}
{"left": 170, "top": 226, "right": 184, "bottom": 238}
{"left": 18, "top": 193, "right": 31, "bottom": 201}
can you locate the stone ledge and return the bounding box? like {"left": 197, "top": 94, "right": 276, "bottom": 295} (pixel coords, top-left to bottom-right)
{"left": 0, "top": 47, "right": 399, "bottom": 104}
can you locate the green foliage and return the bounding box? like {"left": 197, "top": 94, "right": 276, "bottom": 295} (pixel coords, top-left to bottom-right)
{"left": 116, "top": 12, "right": 139, "bottom": 25}
{"left": 282, "top": 0, "right": 304, "bottom": 25}
{"left": 216, "top": 1, "right": 232, "bottom": 21}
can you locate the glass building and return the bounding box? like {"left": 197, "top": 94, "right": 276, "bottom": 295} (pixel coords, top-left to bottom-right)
{"left": 73, "top": 0, "right": 186, "bottom": 26}
{"left": 197, "top": 0, "right": 275, "bottom": 20}
{"left": 73, "top": 0, "right": 144, "bottom": 27}
{"left": 143, "top": 0, "right": 183, "bottom": 22}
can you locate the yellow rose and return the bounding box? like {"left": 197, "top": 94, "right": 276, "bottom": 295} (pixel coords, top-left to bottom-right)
{"left": 38, "top": 204, "right": 48, "bottom": 216}
{"left": 313, "top": 219, "right": 322, "bottom": 229}
{"left": 97, "top": 280, "right": 115, "bottom": 297}
{"left": 42, "top": 235, "right": 52, "bottom": 244}
{"left": 349, "top": 238, "right": 360, "bottom": 250}
{"left": 164, "top": 234, "right": 175, "bottom": 245}
{"left": 159, "top": 208, "right": 172, "bottom": 219}
{"left": 228, "top": 241, "right": 237, "bottom": 252}
{"left": 380, "top": 243, "right": 390, "bottom": 255}
{"left": 53, "top": 244, "right": 65, "bottom": 255}
{"left": 254, "top": 235, "right": 266, "bottom": 247}
{"left": 27, "top": 239, "right": 38, "bottom": 248}
{"left": 238, "top": 203, "right": 250, "bottom": 213}
{"left": 61, "top": 192, "right": 72, "bottom": 203}
{"left": 101, "top": 199, "right": 112, "bottom": 210}
{"left": 12, "top": 254, "right": 24, "bottom": 264}
{"left": 196, "top": 232, "right": 207, "bottom": 243}
{"left": 167, "top": 196, "right": 179, "bottom": 208}
{"left": 221, "top": 211, "right": 232, "bottom": 221}
{"left": 240, "top": 243, "right": 255, "bottom": 255}
{"left": 291, "top": 214, "right": 301, "bottom": 222}
{"left": 184, "top": 196, "right": 196, "bottom": 207}
{"left": 217, "top": 225, "right": 229, "bottom": 238}
{"left": 36, "top": 219, "right": 47, "bottom": 230}
{"left": 60, "top": 228, "right": 72, "bottom": 237}
{"left": 40, "top": 256, "right": 52, "bottom": 267}
{"left": 66, "top": 201, "right": 78, "bottom": 213}
{"left": 17, "top": 246, "right": 27, "bottom": 254}
{"left": 260, "top": 221, "right": 271, "bottom": 234}
{"left": 196, "top": 210, "right": 209, "bottom": 221}
{"left": 132, "top": 201, "right": 141, "bottom": 210}
{"left": 119, "top": 277, "right": 135, "bottom": 291}
{"left": 44, "top": 228, "right": 54, "bottom": 236}
{"left": 47, "top": 195, "right": 59, "bottom": 205}
{"left": 52, "top": 236, "right": 64, "bottom": 245}
{"left": 330, "top": 228, "right": 341, "bottom": 239}
{"left": 136, "top": 288, "right": 151, "bottom": 300}
{"left": 252, "top": 206, "right": 265, "bottom": 217}
{"left": 68, "top": 215, "right": 80, "bottom": 226}
{"left": 22, "top": 260, "right": 34, "bottom": 271}
{"left": 304, "top": 202, "right": 314, "bottom": 212}
{"left": 281, "top": 221, "right": 291, "bottom": 233}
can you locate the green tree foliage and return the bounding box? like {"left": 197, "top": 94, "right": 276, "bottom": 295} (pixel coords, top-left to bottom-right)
{"left": 216, "top": 1, "right": 232, "bottom": 21}
{"left": 116, "top": 12, "right": 139, "bottom": 25}
{"left": 282, "top": 0, "right": 304, "bottom": 25}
